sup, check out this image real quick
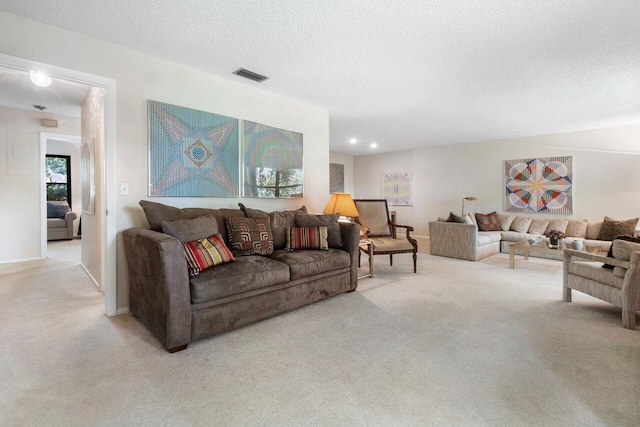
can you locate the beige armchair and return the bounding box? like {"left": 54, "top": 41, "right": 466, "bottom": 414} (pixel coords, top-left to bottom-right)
{"left": 563, "top": 240, "right": 640, "bottom": 329}
{"left": 353, "top": 199, "right": 418, "bottom": 273}
{"left": 47, "top": 201, "right": 77, "bottom": 241}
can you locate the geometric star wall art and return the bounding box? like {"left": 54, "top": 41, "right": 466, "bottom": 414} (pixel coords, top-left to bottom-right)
{"left": 148, "top": 100, "right": 239, "bottom": 197}
{"left": 504, "top": 156, "right": 573, "bottom": 213}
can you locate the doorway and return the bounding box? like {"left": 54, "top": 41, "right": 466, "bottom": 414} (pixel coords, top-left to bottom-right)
{"left": 0, "top": 53, "right": 117, "bottom": 316}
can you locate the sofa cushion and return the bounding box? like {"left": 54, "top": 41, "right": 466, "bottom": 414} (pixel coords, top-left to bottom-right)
{"left": 475, "top": 212, "right": 501, "bottom": 231}
{"left": 285, "top": 226, "right": 329, "bottom": 251}
{"left": 139, "top": 200, "right": 244, "bottom": 241}
{"left": 569, "top": 261, "right": 624, "bottom": 289}
{"left": 586, "top": 221, "right": 603, "bottom": 240}
{"left": 270, "top": 249, "right": 350, "bottom": 281}
{"left": 511, "top": 217, "right": 532, "bottom": 233}
{"left": 612, "top": 238, "right": 640, "bottom": 261}
{"left": 47, "top": 218, "right": 67, "bottom": 228}
{"left": 545, "top": 218, "right": 569, "bottom": 235}
{"left": 500, "top": 231, "right": 535, "bottom": 242}
{"left": 478, "top": 231, "right": 502, "bottom": 243}
{"left": 182, "top": 234, "right": 234, "bottom": 276}
{"left": 47, "top": 201, "right": 69, "bottom": 219}
{"left": 496, "top": 214, "right": 516, "bottom": 231}
{"left": 528, "top": 219, "right": 549, "bottom": 235}
{"left": 596, "top": 216, "right": 640, "bottom": 241}
{"left": 189, "top": 256, "right": 290, "bottom": 303}
{"left": 162, "top": 215, "right": 218, "bottom": 242}
{"left": 225, "top": 216, "right": 274, "bottom": 256}
{"left": 240, "top": 204, "right": 308, "bottom": 250}
{"left": 295, "top": 213, "right": 342, "bottom": 248}
{"left": 477, "top": 235, "right": 492, "bottom": 247}
{"left": 566, "top": 219, "right": 588, "bottom": 238}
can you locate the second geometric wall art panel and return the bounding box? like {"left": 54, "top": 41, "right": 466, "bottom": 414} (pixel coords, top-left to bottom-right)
{"left": 148, "top": 100, "right": 239, "bottom": 197}
{"left": 504, "top": 156, "right": 573, "bottom": 213}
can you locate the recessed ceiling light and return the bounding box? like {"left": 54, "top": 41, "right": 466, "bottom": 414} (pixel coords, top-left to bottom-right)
{"left": 30, "top": 71, "right": 51, "bottom": 88}
{"left": 349, "top": 138, "right": 357, "bottom": 144}
{"left": 370, "top": 143, "right": 377, "bottom": 148}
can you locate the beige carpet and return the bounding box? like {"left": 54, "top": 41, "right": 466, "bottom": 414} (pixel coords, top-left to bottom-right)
{"left": 1, "top": 240, "right": 639, "bottom": 426}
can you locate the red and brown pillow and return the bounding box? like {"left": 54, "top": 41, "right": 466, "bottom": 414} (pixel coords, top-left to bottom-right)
{"left": 182, "top": 233, "right": 235, "bottom": 276}
{"left": 225, "top": 216, "right": 274, "bottom": 256}
{"left": 475, "top": 212, "right": 501, "bottom": 231}
{"left": 285, "top": 226, "right": 329, "bottom": 251}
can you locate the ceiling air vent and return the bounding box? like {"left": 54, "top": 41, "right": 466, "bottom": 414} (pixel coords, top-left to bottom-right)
{"left": 233, "top": 68, "right": 269, "bottom": 82}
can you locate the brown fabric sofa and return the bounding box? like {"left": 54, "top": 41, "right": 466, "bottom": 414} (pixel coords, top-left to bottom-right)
{"left": 123, "top": 201, "right": 360, "bottom": 352}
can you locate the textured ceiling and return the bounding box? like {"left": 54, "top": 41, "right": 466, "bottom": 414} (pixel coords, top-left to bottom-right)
{"left": 1, "top": 0, "right": 639, "bottom": 155}
{"left": 0, "top": 66, "right": 89, "bottom": 117}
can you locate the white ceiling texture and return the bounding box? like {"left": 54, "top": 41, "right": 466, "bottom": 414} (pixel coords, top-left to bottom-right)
{"left": 1, "top": 0, "right": 638, "bottom": 155}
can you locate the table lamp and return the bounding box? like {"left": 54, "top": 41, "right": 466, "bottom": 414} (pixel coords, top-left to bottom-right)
{"left": 323, "top": 193, "right": 359, "bottom": 220}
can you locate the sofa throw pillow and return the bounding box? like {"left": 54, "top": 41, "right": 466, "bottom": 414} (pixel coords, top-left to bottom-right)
{"left": 528, "top": 219, "right": 550, "bottom": 235}
{"left": 446, "top": 212, "right": 466, "bottom": 223}
{"left": 295, "top": 213, "right": 342, "bottom": 248}
{"left": 496, "top": 213, "right": 516, "bottom": 231}
{"left": 224, "top": 216, "right": 274, "bottom": 256}
{"left": 161, "top": 215, "right": 219, "bottom": 242}
{"left": 545, "top": 218, "right": 568, "bottom": 235}
{"left": 475, "top": 212, "right": 501, "bottom": 231}
{"left": 596, "top": 216, "right": 640, "bottom": 241}
{"left": 603, "top": 236, "right": 640, "bottom": 270}
{"left": 47, "top": 202, "right": 69, "bottom": 219}
{"left": 285, "top": 226, "right": 329, "bottom": 251}
{"left": 239, "top": 203, "right": 308, "bottom": 250}
{"left": 182, "top": 233, "right": 235, "bottom": 276}
{"left": 511, "top": 216, "right": 533, "bottom": 233}
{"left": 566, "top": 219, "right": 588, "bottom": 238}
{"left": 463, "top": 214, "right": 475, "bottom": 225}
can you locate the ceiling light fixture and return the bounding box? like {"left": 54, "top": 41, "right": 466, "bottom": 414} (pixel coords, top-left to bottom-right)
{"left": 30, "top": 71, "right": 52, "bottom": 88}
{"left": 349, "top": 138, "right": 357, "bottom": 144}
{"left": 370, "top": 143, "right": 377, "bottom": 148}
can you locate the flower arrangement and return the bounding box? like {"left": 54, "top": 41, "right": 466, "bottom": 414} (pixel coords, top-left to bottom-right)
{"left": 545, "top": 229, "right": 567, "bottom": 239}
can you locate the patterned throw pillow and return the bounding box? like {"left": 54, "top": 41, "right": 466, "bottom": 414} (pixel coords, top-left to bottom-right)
{"left": 596, "top": 216, "right": 639, "bottom": 241}
{"left": 285, "top": 226, "right": 329, "bottom": 250}
{"left": 295, "top": 213, "right": 342, "bottom": 247}
{"left": 182, "top": 233, "right": 235, "bottom": 276}
{"left": 475, "top": 212, "right": 501, "bottom": 231}
{"left": 225, "top": 216, "right": 274, "bottom": 256}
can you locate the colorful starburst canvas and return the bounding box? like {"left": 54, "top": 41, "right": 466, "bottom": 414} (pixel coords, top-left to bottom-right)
{"left": 504, "top": 156, "right": 573, "bottom": 213}
{"left": 242, "top": 121, "right": 303, "bottom": 198}
{"left": 382, "top": 172, "right": 413, "bottom": 206}
{"left": 148, "top": 101, "right": 239, "bottom": 197}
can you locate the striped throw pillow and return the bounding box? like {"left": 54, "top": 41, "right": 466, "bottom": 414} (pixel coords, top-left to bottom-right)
{"left": 182, "top": 233, "right": 235, "bottom": 276}
{"left": 285, "top": 226, "right": 329, "bottom": 251}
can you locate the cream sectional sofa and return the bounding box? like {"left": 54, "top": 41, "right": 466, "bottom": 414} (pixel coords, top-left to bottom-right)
{"left": 429, "top": 215, "right": 639, "bottom": 262}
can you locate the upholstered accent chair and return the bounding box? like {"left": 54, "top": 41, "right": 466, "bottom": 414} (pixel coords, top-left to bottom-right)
{"left": 563, "top": 242, "right": 640, "bottom": 329}
{"left": 353, "top": 199, "right": 418, "bottom": 273}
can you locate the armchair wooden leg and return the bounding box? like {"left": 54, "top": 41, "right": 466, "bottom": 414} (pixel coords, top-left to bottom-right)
{"left": 413, "top": 252, "right": 417, "bottom": 273}
{"left": 389, "top": 254, "right": 393, "bottom": 266}
{"left": 563, "top": 287, "right": 572, "bottom": 302}
{"left": 358, "top": 250, "right": 361, "bottom": 268}
{"left": 622, "top": 307, "right": 636, "bottom": 330}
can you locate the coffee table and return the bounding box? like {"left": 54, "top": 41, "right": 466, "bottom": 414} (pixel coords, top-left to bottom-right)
{"left": 509, "top": 239, "right": 600, "bottom": 269}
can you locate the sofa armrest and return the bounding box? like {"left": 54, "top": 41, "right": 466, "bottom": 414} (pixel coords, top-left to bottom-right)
{"left": 563, "top": 249, "right": 630, "bottom": 269}
{"left": 428, "top": 221, "right": 478, "bottom": 261}
{"left": 123, "top": 228, "right": 191, "bottom": 351}
{"left": 64, "top": 211, "right": 77, "bottom": 230}
{"left": 339, "top": 222, "right": 360, "bottom": 291}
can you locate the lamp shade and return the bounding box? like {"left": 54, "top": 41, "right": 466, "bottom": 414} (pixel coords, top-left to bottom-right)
{"left": 323, "top": 193, "right": 359, "bottom": 217}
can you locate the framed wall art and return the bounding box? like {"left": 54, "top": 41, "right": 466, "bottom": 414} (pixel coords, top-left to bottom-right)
{"left": 148, "top": 100, "right": 239, "bottom": 197}
{"left": 242, "top": 120, "right": 303, "bottom": 198}
{"left": 382, "top": 172, "right": 413, "bottom": 206}
{"left": 504, "top": 156, "right": 573, "bottom": 213}
{"left": 329, "top": 163, "right": 345, "bottom": 193}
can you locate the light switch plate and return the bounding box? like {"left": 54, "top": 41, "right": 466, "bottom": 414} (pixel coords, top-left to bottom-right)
{"left": 120, "top": 182, "right": 130, "bottom": 196}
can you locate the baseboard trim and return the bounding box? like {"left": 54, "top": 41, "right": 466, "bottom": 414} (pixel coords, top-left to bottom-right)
{"left": 0, "top": 256, "right": 43, "bottom": 264}
{"left": 116, "top": 307, "right": 130, "bottom": 315}
{"left": 413, "top": 234, "right": 428, "bottom": 239}
{"left": 80, "top": 263, "right": 102, "bottom": 293}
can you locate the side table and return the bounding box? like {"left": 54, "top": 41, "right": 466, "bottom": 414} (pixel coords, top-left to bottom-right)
{"left": 359, "top": 239, "right": 373, "bottom": 279}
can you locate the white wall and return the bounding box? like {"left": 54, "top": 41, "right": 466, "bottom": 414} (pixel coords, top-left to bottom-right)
{"left": 0, "top": 11, "right": 331, "bottom": 311}
{"left": 354, "top": 124, "right": 640, "bottom": 237}
{"left": 0, "top": 106, "right": 80, "bottom": 262}
{"left": 46, "top": 139, "right": 82, "bottom": 236}
{"left": 329, "top": 152, "right": 354, "bottom": 195}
